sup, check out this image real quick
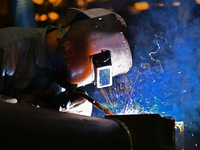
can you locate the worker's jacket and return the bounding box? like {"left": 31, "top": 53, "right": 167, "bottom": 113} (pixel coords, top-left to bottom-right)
{"left": 0, "top": 25, "right": 60, "bottom": 97}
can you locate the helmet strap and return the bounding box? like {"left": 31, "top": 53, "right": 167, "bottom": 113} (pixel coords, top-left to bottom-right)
{"left": 57, "top": 24, "right": 67, "bottom": 40}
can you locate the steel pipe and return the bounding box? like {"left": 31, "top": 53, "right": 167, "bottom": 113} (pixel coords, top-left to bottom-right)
{"left": 0, "top": 101, "right": 130, "bottom": 150}
{"left": 0, "top": 101, "right": 175, "bottom": 150}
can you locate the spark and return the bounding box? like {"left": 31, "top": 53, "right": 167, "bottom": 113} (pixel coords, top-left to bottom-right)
{"left": 100, "top": 88, "right": 113, "bottom": 105}
{"left": 109, "top": 87, "right": 115, "bottom": 104}
{"left": 132, "top": 72, "right": 141, "bottom": 90}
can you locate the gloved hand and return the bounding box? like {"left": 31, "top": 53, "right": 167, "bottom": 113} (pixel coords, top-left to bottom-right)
{"left": 59, "top": 87, "right": 92, "bottom": 116}
{"left": 16, "top": 89, "right": 56, "bottom": 108}
{"left": 66, "top": 87, "right": 87, "bottom": 106}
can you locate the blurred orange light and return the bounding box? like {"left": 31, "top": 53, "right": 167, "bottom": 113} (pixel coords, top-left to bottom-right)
{"left": 77, "top": 0, "right": 85, "bottom": 6}
{"left": 48, "top": 0, "right": 56, "bottom": 3}
{"left": 48, "top": 12, "right": 59, "bottom": 20}
{"left": 172, "top": 1, "right": 181, "bottom": 6}
{"left": 134, "top": 2, "right": 150, "bottom": 11}
{"left": 48, "top": 0, "right": 62, "bottom": 6}
{"left": 35, "top": 13, "right": 40, "bottom": 21}
{"left": 40, "top": 14, "right": 47, "bottom": 21}
{"left": 158, "top": 3, "right": 164, "bottom": 7}
{"left": 32, "top": 0, "right": 44, "bottom": 5}
{"left": 196, "top": 0, "right": 200, "bottom": 4}
{"left": 86, "top": 0, "right": 95, "bottom": 2}
{"left": 52, "top": 0, "right": 62, "bottom": 6}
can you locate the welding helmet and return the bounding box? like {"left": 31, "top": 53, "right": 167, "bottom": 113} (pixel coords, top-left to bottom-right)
{"left": 56, "top": 8, "right": 132, "bottom": 88}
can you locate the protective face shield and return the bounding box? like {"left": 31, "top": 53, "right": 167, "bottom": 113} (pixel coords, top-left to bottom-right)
{"left": 56, "top": 8, "right": 132, "bottom": 88}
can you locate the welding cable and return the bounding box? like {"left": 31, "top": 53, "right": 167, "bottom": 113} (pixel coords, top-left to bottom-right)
{"left": 106, "top": 117, "right": 134, "bottom": 150}
{"left": 71, "top": 92, "right": 114, "bottom": 116}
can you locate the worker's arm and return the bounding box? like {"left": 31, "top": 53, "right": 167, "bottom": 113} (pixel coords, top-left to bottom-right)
{"left": 0, "top": 48, "right": 4, "bottom": 92}
{"left": 16, "top": 89, "right": 57, "bottom": 108}
{"left": 59, "top": 87, "right": 93, "bottom": 116}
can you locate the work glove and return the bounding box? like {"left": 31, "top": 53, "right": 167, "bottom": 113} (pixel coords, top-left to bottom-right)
{"left": 59, "top": 87, "right": 92, "bottom": 116}
{"left": 16, "top": 89, "right": 56, "bottom": 108}
{"left": 66, "top": 87, "right": 87, "bottom": 106}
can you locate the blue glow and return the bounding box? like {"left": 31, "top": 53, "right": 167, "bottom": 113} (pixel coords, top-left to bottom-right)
{"left": 85, "top": 1, "right": 200, "bottom": 133}
{"left": 108, "top": 35, "right": 200, "bottom": 131}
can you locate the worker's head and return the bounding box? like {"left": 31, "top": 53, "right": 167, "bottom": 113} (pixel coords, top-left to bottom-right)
{"left": 56, "top": 8, "right": 132, "bottom": 88}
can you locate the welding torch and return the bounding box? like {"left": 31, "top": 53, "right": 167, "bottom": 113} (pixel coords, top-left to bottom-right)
{"left": 70, "top": 91, "right": 114, "bottom": 116}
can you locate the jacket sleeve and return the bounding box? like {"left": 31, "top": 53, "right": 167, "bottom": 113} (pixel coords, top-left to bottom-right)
{"left": 0, "top": 48, "right": 4, "bottom": 91}
{"left": 0, "top": 43, "right": 20, "bottom": 94}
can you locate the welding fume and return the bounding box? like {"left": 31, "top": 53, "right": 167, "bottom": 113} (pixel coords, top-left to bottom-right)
{"left": 0, "top": 7, "right": 132, "bottom": 115}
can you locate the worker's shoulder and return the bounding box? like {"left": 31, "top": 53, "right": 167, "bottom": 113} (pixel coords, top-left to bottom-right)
{"left": 0, "top": 26, "right": 43, "bottom": 38}
{"left": 0, "top": 26, "right": 53, "bottom": 47}
{"left": 0, "top": 25, "right": 57, "bottom": 38}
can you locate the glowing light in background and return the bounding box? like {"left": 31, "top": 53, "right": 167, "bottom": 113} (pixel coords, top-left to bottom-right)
{"left": 86, "top": 0, "right": 96, "bottom": 2}
{"left": 77, "top": 0, "right": 86, "bottom": 7}
{"left": 32, "top": 0, "right": 44, "bottom": 5}
{"left": 48, "top": 12, "right": 59, "bottom": 20}
{"left": 35, "top": 13, "right": 40, "bottom": 21}
{"left": 172, "top": 1, "right": 181, "bottom": 6}
{"left": 48, "top": 0, "right": 56, "bottom": 3}
{"left": 40, "top": 14, "right": 47, "bottom": 21}
{"left": 158, "top": 3, "right": 164, "bottom": 7}
{"left": 33, "top": 0, "right": 62, "bottom": 6}
{"left": 48, "top": 0, "right": 62, "bottom": 6}
{"left": 134, "top": 2, "right": 150, "bottom": 11}
{"left": 195, "top": 0, "right": 200, "bottom": 4}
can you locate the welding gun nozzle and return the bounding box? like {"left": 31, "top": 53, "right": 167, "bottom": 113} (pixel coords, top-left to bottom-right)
{"left": 73, "top": 92, "right": 114, "bottom": 115}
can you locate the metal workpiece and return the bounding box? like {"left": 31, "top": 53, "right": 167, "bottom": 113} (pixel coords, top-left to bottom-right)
{"left": 0, "top": 101, "right": 130, "bottom": 150}
{"left": 106, "top": 114, "right": 175, "bottom": 150}
{"left": 0, "top": 101, "right": 174, "bottom": 150}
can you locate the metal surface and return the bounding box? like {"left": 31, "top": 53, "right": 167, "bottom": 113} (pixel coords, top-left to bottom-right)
{"left": 175, "top": 122, "right": 184, "bottom": 150}
{"left": 0, "top": 101, "right": 175, "bottom": 150}
{"left": 106, "top": 114, "right": 175, "bottom": 150}
{"left": 0, "top": 101, "right": 130, "bottom": 150}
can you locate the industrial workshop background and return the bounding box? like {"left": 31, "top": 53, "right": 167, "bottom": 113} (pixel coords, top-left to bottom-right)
{"left": 0, "top": 0, "right": 200, "bottom": 149}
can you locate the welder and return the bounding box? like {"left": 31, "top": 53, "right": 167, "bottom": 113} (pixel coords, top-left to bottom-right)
{"left": 0, "top": 8, "right": 132, "bottom": 116}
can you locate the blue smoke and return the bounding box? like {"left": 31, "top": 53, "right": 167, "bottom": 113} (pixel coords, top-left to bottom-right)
{"left": 114, "top": 1, "right": 200, "bottom": 131}
{"left": 85, "top": 1, "right": 200, "bottom": 132}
